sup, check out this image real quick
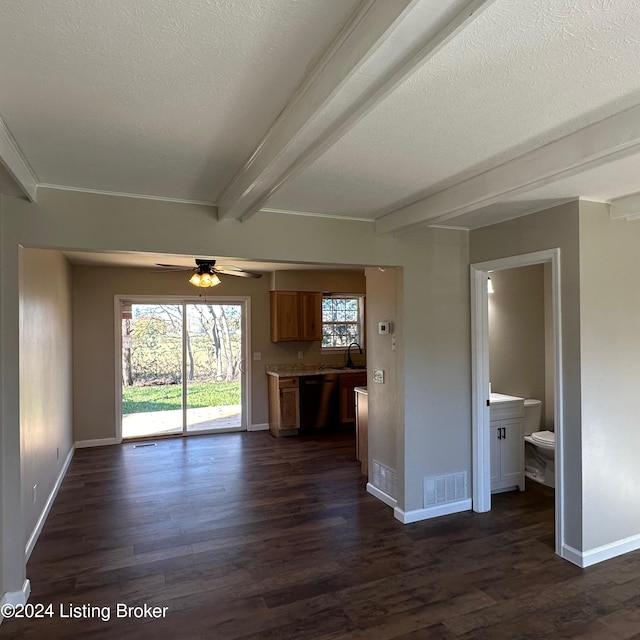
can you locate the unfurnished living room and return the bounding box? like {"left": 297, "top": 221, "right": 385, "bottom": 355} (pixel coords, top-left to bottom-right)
{"left": 2, "top": 1, "right": 640, "bottom": 638}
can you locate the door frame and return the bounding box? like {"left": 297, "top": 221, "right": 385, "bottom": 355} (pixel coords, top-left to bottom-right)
{"left": 114, "top": 295, "right": 252, "bottom": 441}
{"left": 470, "top": 248, "right": 564, "bottom": 556}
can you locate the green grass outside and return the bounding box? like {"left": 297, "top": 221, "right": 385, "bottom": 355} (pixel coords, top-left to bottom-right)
{"left": 122, "top": 381, "right": 240, "bottom": 414}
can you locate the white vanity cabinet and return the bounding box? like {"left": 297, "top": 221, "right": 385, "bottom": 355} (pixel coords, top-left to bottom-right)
{"left": 489, "top": 394, "right": 525, "bottom": 493}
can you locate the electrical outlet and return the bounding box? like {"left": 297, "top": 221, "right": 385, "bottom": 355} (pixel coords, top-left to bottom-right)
{"left": 32, "top": 484, "right": 37, "bottom": 504}
{"left": 253, "top": 352, "right": 261, "bottom": 361}
{"left": 373, "top": 369, "right": 385, "bottom": 384}
{"left": 297, "top": 351, "right": 304, "bottom": 360}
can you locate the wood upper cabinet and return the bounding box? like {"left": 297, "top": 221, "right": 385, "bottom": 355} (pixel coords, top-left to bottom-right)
{"left": 270, "top": 291, "right": 322, "bottom": 342}
{"left": 298, "top": 292, "right": 322, "bottom": 341}
{"left": 270, "top": 291, "right": 299, "bottom": 341}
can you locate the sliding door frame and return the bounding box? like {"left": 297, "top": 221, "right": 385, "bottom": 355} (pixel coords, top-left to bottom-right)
{"left": 114, "top": 295, "right": 251, "bottom": 441}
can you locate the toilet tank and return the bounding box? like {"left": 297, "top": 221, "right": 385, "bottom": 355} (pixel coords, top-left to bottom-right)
{"left": 523, "top": 399, "right": 542, "bottom": 435}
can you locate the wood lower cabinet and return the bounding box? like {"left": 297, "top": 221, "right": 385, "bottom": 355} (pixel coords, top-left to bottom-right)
{"left": 268, "top": 375, "right": 300, "bottom": 437}
{"left": 339, "top": 371, "right": 367, "bottom": 424}
{"left": 355, "top": 388, "right": 368, "bottom": 475}
{"left": 270, "top": 291, "right": 323, "bottom": 342}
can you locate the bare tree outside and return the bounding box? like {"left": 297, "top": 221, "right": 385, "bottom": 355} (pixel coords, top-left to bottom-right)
{"left": 121, "top": 303, "right": 243, "bottom": 436}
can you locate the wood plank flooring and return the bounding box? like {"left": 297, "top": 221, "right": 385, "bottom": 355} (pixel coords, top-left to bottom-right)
{"left": 3, "top": 431, "right": 640, "bottom": 639}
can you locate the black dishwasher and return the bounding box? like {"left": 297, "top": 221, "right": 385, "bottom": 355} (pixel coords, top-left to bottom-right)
{"left": 299, "top": 374, "right": 339, "bottom": 430}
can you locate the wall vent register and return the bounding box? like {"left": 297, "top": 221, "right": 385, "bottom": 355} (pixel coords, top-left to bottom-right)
{"left": 423, "top": 471, "right": 468, "bottom": 507}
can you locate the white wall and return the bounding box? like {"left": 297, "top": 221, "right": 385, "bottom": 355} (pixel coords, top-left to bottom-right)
{"left": 19, "top": 249, "right": 74, "bottom": 547}
{"left": 0, "top": 187, "right": 471, "bottom": 597}
{"left": 578, "top": 201, "right": 640, "bottom": 552}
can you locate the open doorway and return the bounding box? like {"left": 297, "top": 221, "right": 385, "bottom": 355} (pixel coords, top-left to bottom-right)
{"left": 117, "top": 297, "right": 250, "bottom": 439}
{"left": 470, "top": 249, "right": 564, "bottom": 556}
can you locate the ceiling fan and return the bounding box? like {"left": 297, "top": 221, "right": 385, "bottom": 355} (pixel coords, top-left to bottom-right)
{"left": 155, "top": 258, "right": 262, "bottom": 288}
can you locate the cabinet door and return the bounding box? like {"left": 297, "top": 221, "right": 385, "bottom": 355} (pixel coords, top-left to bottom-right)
{"left": 490, "top": 421, "right": 501, "bottom": 485}
{"left": 299, "top": 292, "right": 322, "bottom": 341}
{"left": 270, "top": 291, "right": 300, "bottom": 341}
{"left": 279, "top": 387, "right": 300, "bottom": 429}
{"left": 500, "top": 419, "right": 524, "bottom": 486}
{"left": 356, "top": 392, "right": 368, "bottom": 475}
{"left": 339, "top": 372, "right": 367, "bottom": 423}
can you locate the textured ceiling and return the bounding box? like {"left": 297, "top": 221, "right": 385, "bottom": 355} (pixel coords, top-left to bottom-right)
{"left": 268, "top": 0, "right": 640, "bottom": 218}
{"left": 63, "top": 250, "right": 365, "bottom": 272}
{"left": 2, "top": 0, "right": 640, "bottom": 229}
{"left": 0, "top": 0, "right": 359, "bottom": 202}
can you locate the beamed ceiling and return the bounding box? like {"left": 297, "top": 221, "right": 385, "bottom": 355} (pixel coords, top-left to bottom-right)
{"left": 2, "top": 0, "right": 640, "bottom": 234}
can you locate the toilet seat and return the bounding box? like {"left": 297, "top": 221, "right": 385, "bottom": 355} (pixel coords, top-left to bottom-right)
{"left": 531, "top": 430, "right": 555, "bottom": 447}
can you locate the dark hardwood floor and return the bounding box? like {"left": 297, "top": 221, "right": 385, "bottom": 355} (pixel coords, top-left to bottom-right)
{"left": 3, "top": 431, "right": 640, "bottom": 639}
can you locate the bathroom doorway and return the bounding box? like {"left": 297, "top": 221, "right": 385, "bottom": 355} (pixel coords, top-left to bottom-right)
{"left": 470, "top": 249, "right": 564, "bottom": 557}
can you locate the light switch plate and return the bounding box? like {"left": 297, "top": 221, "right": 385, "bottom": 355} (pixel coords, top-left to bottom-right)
{"left": 373, "top": 369, "right": 384, "bottom": 384}
{"left": 253, "top": 352, "right": 261, "bottom": 361}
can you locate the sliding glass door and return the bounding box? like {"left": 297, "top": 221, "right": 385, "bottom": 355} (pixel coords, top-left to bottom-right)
{"left": 120, "top": 299, "right": 246, "bottom": 439}
{"left": 185, "top": 303, "right": 243, "bottom": 434}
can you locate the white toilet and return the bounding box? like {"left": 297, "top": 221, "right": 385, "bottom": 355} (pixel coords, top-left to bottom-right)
{"left": 523, "top": 398, "right": 555, "bottom": 488}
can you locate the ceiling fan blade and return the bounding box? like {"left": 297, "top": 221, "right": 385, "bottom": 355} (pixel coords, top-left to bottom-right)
{"left": 215, "top": 264, "right": 243, "bottom": 271}
{"left": 155, "top": 263, "right": 195, "bottom": 271}
{"left": 214, "top": 269, "right": 262, "bottom": 279}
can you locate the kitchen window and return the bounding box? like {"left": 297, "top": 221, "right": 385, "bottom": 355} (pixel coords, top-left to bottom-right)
{"left": 321, "top": 295, "right": 364, "bottom": 349}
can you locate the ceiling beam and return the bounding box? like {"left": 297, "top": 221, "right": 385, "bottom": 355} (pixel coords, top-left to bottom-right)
{"left": 376, "top": 103, "right": 640, "bottom": 235}
{"left": 216, "top": 0, "right": 497, "bottom": 222}
{"left": 0, "top": 116, "right": 37, "bottom": 202}
{"left": 610, "top": 192, "right": 640, "bottom": 221}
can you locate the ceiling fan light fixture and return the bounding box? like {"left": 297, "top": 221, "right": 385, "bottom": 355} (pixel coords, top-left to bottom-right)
{"left": 189, "top": 264, "right": 221, "bottom": 288}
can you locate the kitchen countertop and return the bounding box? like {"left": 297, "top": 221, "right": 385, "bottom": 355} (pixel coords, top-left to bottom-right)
{"left": 266, "top": 367, "right": 366, "bottom": 378}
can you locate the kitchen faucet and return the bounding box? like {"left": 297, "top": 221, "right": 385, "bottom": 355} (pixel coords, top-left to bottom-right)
{"left": 346, "top": 342, "right": 363, "bottom": 368}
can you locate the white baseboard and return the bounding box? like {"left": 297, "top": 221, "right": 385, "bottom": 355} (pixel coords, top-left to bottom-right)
{"left": 562, "top": 533, "right": 640, "bottom": 568}
{"left": 25, "top": 446, "right": 75, "bottom": 560}
{"left": 74, "top": 437, "right": 120, "bottom": 448}
{"left": 1, "top": 580, "right": 31, "bottom": 625}
{"left": 248, "top": 423, "right": 269, "bottom": 432}
{"left": 394, "top": 498, "right": 472, "bottom": 524}
{"left": 366, "top": 482, "right": 397, "bottom": 509}
{"left": 561, "top": 544, "right": 584, "bottom": 567}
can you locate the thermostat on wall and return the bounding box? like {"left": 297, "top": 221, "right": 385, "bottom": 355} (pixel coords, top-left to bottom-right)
{"left": 378, "top": 321, "right": 393, "bottom": 335}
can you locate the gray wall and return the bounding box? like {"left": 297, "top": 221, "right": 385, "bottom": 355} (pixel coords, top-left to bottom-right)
{"left": 0, "top": 187, "right": 470, "bottom": 597}
{"left": 489, "top": 264, "right": 546, "bottom": 410}
{"left": 578, "top": 202, "right": 640, "bottom": 550}
{"left": 470, "top": 200, "right": 583, "bottom": 551}
{"left": 19, "top": 249, "right": 74, "bottom": 550}
{"left": 364, "top": 267, "right": 400, "bottom": 495}
{"left": 72, "top": 265, "right": 365, "bottom": 441}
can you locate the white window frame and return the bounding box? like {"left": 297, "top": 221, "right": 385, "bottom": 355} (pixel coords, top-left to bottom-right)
{"left": 320, "top": 294, "right": 365, "bottom": 351}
